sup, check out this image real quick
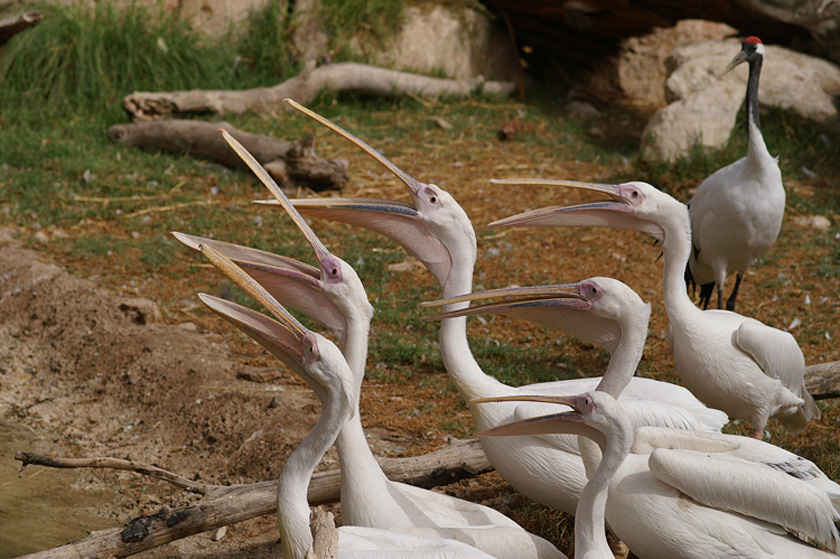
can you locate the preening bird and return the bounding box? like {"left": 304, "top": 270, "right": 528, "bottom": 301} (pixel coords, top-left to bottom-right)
{"left": 178, "top": 129, "right": 565, "bottom": 559}
{"left": 269, "top": 100, "right": 726, "bottom": 516}
{"left": 475, "top": 391, "right": 840, "bottom": 559}
{"left": 491, "top": 178, "right": 819, "bottom": 438}
{"left": 196, "top": 244, "right": 496, "bottom": 559}
{"left": 686, "top": 36, "right": 784, "bottom": 311}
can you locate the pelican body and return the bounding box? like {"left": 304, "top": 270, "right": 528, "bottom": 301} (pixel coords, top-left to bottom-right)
{"left": 271, "top": 101, "right": 727, "bottom": 517}
{"left": 491, "top": 178, "right": 819, "bottom": 438}
{"left": 194, "top": 244, "right": 497, "bottom": 559}
{"left": 686, "top": 36, "right": 785, "bottom": 311}
{"left": 176, "top": 129, "right": 564, "bottom": 559}
{"left": 477, "top": 391, "right": 840, "bottom": 559}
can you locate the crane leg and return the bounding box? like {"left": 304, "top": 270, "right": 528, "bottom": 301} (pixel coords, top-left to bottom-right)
{"left": 726, "top": 273, "right": 743, "bottom": 311}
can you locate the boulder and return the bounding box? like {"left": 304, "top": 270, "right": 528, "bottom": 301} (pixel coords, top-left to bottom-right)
{"left": 640, "top": 39, "right": 840, "bottom": 162}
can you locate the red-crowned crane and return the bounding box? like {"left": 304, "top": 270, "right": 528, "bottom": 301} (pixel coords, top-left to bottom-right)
{"left": 686, "top": 37, "right": 784, "bottom": 311}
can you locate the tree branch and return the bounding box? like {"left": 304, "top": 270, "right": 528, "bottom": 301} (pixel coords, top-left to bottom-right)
{"left": 122, "top": 62, "right": 516, "bottom": 122}
{"left": 805, "top": 360, "right": 840, "bottom": 400}
{"left": 15, "top": 438, "right": 492, "bottom": 559}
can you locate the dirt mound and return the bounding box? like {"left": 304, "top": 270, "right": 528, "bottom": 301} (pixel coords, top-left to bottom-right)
{"left": 0, "top": 227, "right": 327, "bottom": 553}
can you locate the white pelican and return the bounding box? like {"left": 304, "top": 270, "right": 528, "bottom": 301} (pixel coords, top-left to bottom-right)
{"left": 178, "top": 130, "right": 565, "bottom": 559}
{"left": 196, "top": 244, "right": 496, "bottom": 559}
{"left": 270, "top": 100, "right": 727, "bottom": 516}
{"left": 475, "top": 391, "right": 840, "bottom": 559}
{"left": 491, "top": 178, "right": 819, "bottom": 438}
{"left": 686, "top": 36, "right": 785, "bottom": 311}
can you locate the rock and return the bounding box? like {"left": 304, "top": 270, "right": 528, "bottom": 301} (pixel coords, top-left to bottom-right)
{"left": 641, "top": 39, "right": 840, "bottom": 162}
{"left": 161, "top": 0, "right": 265, "bottom": 35}
{"left": 118, "top": 298, "right": 163, "bottom": 325}
{"left": 565, "top": 100, "right": 602, "bottom": 119}
{"left": 377, "top": 4, "right": 519, "bottom": 82}
{"left": 796, "top": 215, "right": 832, "bottom": 230}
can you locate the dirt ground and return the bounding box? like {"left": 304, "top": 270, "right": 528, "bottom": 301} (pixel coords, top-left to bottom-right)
{"left": 2, "top": 36, "right": 840, "bottom": 555}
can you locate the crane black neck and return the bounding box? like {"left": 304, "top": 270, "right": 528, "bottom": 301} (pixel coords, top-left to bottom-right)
{"left": 745, "top": 54, "right": 763, "bottom": 134}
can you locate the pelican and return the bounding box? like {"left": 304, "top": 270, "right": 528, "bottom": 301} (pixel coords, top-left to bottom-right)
{"left": 267, "top": 100, "right": 727, "bottom": 516}
{"left": 196, "top": 244, "right": 496, "bottom": 559}
{"left": 491, "top": 178, "right": 819, "bottom": 438}
{"left": 475, "top": 391, "right": 840, "bottom": 559}
{"left": 176, "top": 130, "right": 565, "bottom": 559}
{"left": 686, "top": 36, "right": 785, "bottom": 311}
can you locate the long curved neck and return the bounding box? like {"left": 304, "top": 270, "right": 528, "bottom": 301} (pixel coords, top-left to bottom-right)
{"left": 575, "top": 423, "right": 633, "bottom": 559}
{"left": 333, "top": 306, "right": 399, "bottom": 523}
{"left": 660, "top": 210, "right": 702, "bottom": 327}
{"left": 438, "top": 257, "right": 514, "bottom": 405}
{"left": 745, "top": 55, "right": 770, "bottom": 164}
{"left": 594, "top": 319, "right": 647, "bottom": 397}
{"left": 277, "top": 391, "right": 346, "bottom": 559}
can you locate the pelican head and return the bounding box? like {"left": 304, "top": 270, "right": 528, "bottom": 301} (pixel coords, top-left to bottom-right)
{"left": 489, "top": 179, "right": 689, "bottom": 246}
{"left": 472, "top": 391, "right": 626, "bottom": 450}
{"left": 256, "top": 99, "right": 477, "bottom": 290}
{"left": 422, "top": 276, "right": 650, "bottom": 355}
{"left": 197, "top": 242, "right": 355, "bottom": 412}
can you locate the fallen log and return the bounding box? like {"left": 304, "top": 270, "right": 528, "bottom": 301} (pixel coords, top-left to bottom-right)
{"left": 805, "top": 360, "right": 840, "bottom": 400}
{"left": 122, "top": 61, "right": 516, "bottom": 121}
{"left": 0, "top": 11, "right": 42, "bottom": 45}
{"left": 15, "top": 438, "right": 493, "bottom": 559}
{"left": 107, "top": 120, "right": 347, "bottom": 191}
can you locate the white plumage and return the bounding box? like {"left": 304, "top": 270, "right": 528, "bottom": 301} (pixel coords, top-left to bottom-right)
{"left": 179, "top": 129, "right": 565, "bottom": 559}
{"left": 195, "top": 244, "right": 497, "bottom": 559}
{"left": 478, "top": 391, "right": 840, "bottom": 559}
{"left": 276, "top": 101, "right": 727, "bottom": 517}
{"left": 490, "top": 178, "right": 819, "bottom": 438}
{"left": 686, "top": 36, "right": 785, "bottom": 311}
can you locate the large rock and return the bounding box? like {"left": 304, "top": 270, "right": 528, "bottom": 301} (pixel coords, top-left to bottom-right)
{"left": 376, "top": 4, "right": 519, "bottom": 82}
{"left": 640, "top": 39, "right": 840, "bottom": 162}
{"left": 292, "top": 3, "right": 519, "bottom": 82}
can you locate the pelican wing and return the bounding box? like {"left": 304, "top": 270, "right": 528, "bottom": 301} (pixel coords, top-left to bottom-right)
{"left": 733, "top": 321, "right": 820, "bottom": 427}
{"left": 278, "top": 198, "right": 452, "bottom": 283}
{"left": 648, "top": 446, "right": 840, "bottom": 553}
{"left": 733, "top": 321, "right": 805, "bottom": 391}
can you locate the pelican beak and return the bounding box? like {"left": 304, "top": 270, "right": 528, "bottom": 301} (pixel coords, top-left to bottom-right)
{"left": 473, "top": 394, "right": 590, "bottom": 438}
{"left": 172, "top": 232, "right": 321, "bottom": 290}
{"left": 219, "top": 129, "right": 338, "bottom": 279}
{"left": 282, "top": 98, "right": 427, "bottom": 198}
{"left": 420, "top": 283, "right": 587, "bottom": 318}
{"left": 198, "top": 243, "right": 309, "bottom": 363}
{"left": 488, "top": 179, "right": 632, "bottom": 229}
{"left": 721, "top": 49, "right": 748, "bottom": 78}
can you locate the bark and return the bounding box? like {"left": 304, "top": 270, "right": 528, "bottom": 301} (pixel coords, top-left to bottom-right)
{"left": 122, "top": 62, "right": 516, "bottom": 121}
{"left": 805, "top": 360, "right": 840, "bottom": 400}
{"left": 15, "top": 438, "right": 492, "bottom": 559}
{"left": 306, "top": 508, "right": 339, "bottom": 559}
{"left": 107, "top": 120, "right": 348, "bottom": 191}
{"left": 0, "top": 11, "right": 42, "bottom": 45}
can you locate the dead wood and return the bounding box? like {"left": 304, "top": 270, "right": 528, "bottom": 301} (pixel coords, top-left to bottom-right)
{"left": 307, "top": 508, "right": 339, "bottom": 559}
{"left": 805, "top": 360, "right": 840, "bottom": 400}
{"left": 0, "top": 11, "right": 42, "bottom": 45}
{"left": 107, "top": 120, "right": 348, "bottom": 191}
{"left": 122, "top": 62, "right": 516, "bottom": 122}
{"left": 15, "top": 438, "right": 492, "bottom": 558}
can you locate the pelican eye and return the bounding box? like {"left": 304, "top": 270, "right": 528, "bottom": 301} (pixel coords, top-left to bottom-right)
{"left": 429, "top": 195, "right": 438, "bottom": 204}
